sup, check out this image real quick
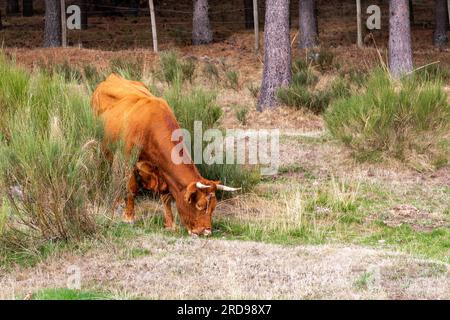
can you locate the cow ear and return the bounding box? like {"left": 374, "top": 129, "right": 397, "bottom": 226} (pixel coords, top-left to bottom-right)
{"left": 136, "top": 161, "right": 153, "bottom": 176}
{"left": 184, "top": 182, "right": 198, "bottom": 204}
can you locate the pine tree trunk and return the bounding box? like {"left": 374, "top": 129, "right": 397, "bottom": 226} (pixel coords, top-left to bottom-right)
{"left": 23, "top": 0, "right": 34, "bottom": 17}
{"left": 0, "top": 10, "right": 3, "bottom": 30}
{"left": 43, "top": 0, "right": 62, "bottom": 47}
{"left": 244, "top": 0, "right": 253, "bottom": 29}
{"left": 434, "top": 0, "right": 448, "bottom": 46}
{"left": 299, "top": 0, "right": 318, "bottom": 48}
{"left": 80, "top": 0, "right": 88, "bottom": 29}
{"left": 257, "top": 0, "right": 291, "bottom": 111}
{"left": 6, "top": 0, "right": 20, "bottom": 15}
{"left": 389, "top": 0, "right": 413, "bottom": 78}
{"left": 192, "top": 0, "right": 213, "bottom": 45}
{"left": 409, "top": 0, "right": 414, "bottom": 24}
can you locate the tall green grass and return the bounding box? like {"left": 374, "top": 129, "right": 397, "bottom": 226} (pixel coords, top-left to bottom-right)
{"left": 0, "top": 55, "right": 129, "bottom": 263}
{"left": 164, "top": 78, "right": 260, "bottom": 192}
{"left": 325, "top": 69, "right": 450, "bottom": 168}
{"left": 277, "top": 58, "right": 350, "bottom": 113}
{"left": 110, "top": 56, "right": 143, "bottom": 80}
{"left": 159, "top": 51, "right": 196, "bottom": 84}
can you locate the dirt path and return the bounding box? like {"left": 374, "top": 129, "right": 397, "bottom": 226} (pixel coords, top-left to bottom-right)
{"left": 1, "top": 234, "right": 448, "bottom": 300}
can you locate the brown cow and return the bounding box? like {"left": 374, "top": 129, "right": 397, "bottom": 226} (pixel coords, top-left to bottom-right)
{"left": 92, "top": 74, "right": 238, "bottom": 236}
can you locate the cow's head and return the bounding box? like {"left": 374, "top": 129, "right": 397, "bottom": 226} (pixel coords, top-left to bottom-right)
{"left": 176, "top": 181, "right": 240, "bottom": 236}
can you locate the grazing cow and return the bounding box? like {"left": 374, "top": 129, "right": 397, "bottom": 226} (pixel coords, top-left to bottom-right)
{"left": 91, "top": 74, "right": 238, "bottom": 236}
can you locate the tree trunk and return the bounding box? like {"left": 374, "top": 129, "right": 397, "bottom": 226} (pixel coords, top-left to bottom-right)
{"left": 0, "top": 11, "right": 3, "bottom": 30}
{"left": 257, "top": 0, "right": 291, "bottom": 111}
{"left": 434, "top": 0, "right": 448, "bottom": 46}
{"left": 80, "top": 0, "right": 88, "bottom": 29}
{"left": 192, "top": 0, "right": 213, "bottom": 45}
{"left": 409, "top": 0, "right": 414, "bottom": 24}
{"left": 389, "top": 0, "right": 413, "bottom": 78}
{"left": 23, "top": 0, "right": 33, "bottom": 17}
{"left": 6, "top": 0, "right": 20, "bottom": 15}
{"left": 244, "top": 0, "right": 253, "bottom": 29}
{"left": 43, "top": 0, "right": 62, "bottom": 47}
{"left": 299, "top": 0, "right": 318, "bottom": 49}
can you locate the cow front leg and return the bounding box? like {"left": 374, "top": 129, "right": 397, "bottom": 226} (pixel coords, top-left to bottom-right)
{"left": 161, "top": 194, "right": 175, "bottom": 230}
{"left": 124, "top": 171, "right": 139, "bottom": 224}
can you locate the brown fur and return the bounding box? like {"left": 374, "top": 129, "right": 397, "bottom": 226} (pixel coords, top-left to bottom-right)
{"left": 92, "top": 74, "right": 218, "bottom": 235}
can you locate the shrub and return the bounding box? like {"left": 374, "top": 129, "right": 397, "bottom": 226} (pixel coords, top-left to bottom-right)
{"left": 203, "top": 62, "right": 220, "bottom": 82}
{"left": 347, "top": 69, "right": 368, "bottom": 87}
{"left": 53, "top": 60, "right": 83, "bottom": 83}
{"left": 277, "top": 85, "right": 315, "bottom": 111}
{"left": 291, "top": 59, "right": 318, "bottom": 86}
{"left": 0, "top": 56, "right": 128, "bottom": 262}
{"left": 292, "top": 69, "right": 318, "bottom": 87}
{"left": 181, "top": 58, "right": 196, "bottom": 83}
{"left": 235, "top": 105, "right": 249, "bottom": 125}
{"left": 413, "top": 63, "right": 450, "bottom": 83}
{"left": 110, "top": 56, "right": 143, "bottom": 80}
{"left": 198, "top": 163, "right": 261, "bottom": 196}
{"left": 159, "top": 51, "right": 196, "bottom": 85}
{"left": 329, "top": 77, "right": 351, "bottom": 99}
{"left": 325, "top": 69, "right": 450, "bottom": 167}
{"left": 225, "top": 70, "right": 239, "bottom": 90}
{"left": 278, "top": 55, "right": 351, "bottom": 113}
{"left": 277, "top": 80, "right": 337, "bottom": 114}
{"left": 292, "top": 58, "right": 309, "bottom": 73}
{"left": 163, "top": 80, "right": 260, "bottom": 192}
{"left": 0, "top": 57, "right": 29, "bottom": 139}
{"left": 247, "top": 83, "right": 260, "bottom": 99}
{"left": 163, "top": 80, "right": 222, "bottom": 134}
{"left": 83, "top": 64, "right": 104, "bottom": 90}
{"left": 36, "top": 60, "right": 74, "bottom": 81}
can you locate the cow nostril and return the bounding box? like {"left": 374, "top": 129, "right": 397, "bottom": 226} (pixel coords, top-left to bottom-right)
{"left": 202, "top": 229, "right": 212, "bottom": 236}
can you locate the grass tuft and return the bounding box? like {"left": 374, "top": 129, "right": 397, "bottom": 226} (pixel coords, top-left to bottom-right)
{"left": 234, "top": 105, "right": 248, "bottom": 125}
{"left": 325, "top": 68, "right": 450, "bottom": 168}
{"left": 159, "top": 51, "right": 196, "bottom": 84}
{"left": 110, "top": 57, "right": 143, "bottom": 80}
{"left": 0, "top": 55, "right": 131, "bottom": 265}
{"left": 277, "top": 58, "right": 350, "bottom": 113}
{"left": 225, "top": 70, "right": 239, "bottom": 90}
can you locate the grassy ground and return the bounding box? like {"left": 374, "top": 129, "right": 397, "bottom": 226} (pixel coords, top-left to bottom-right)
{"left": 1, "top": 130, "right": 448, "bottom": 299}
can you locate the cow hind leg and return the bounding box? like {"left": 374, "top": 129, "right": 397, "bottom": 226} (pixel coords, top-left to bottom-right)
{"left": 124, "top": 171, "right": 139, "bottom": 224}
{"left": 161, "top": 194, "right": 175, "bottom": 230}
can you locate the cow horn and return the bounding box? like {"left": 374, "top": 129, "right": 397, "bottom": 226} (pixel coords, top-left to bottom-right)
{"left": 196, "top": 182, "right": 211, "bottom": 189}
{"left": 216, "top": 185, "right": 241, "bottom": 192}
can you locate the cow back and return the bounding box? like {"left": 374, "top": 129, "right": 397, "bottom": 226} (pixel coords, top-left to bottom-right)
{"left": 92, "top": 74, "right": 154, "bottom": 115}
